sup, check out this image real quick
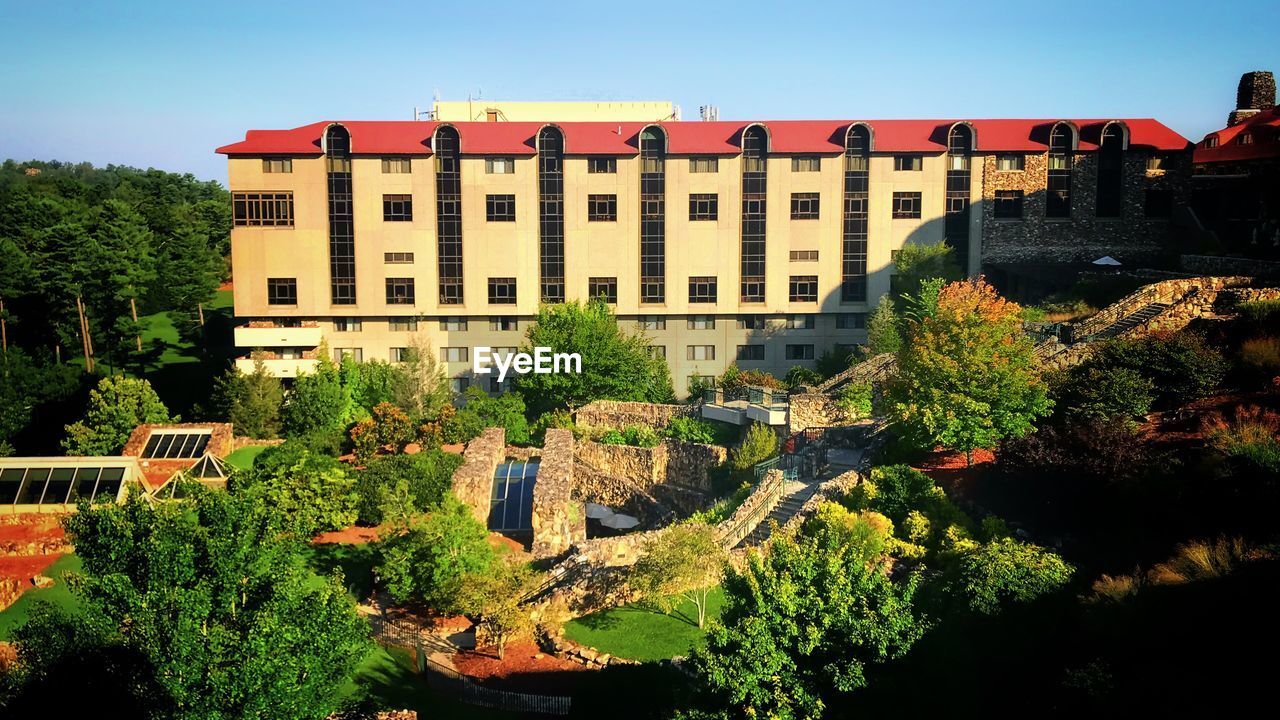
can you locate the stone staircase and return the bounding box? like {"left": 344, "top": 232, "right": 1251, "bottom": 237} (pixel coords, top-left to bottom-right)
{"left": 1083, "top": 301, "right": 1172, "bottom": 340}
{"left": 736, "top": 480, "right": 820, "bottom": 547}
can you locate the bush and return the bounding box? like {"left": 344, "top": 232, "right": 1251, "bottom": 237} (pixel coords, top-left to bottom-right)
{"left": 1053, "top": 365, "right": 1155, "bottom": 421}
{"left": 229, "top": 442, "right": 358, "bottom": 537}
{"left": 353, "top": 451, "right": 464, "bottom": 525}
{"left": 784, "top": 366, "right": 823, "bottom": 388}
{"left": 664, "top": 416, "right": 717, "bottom": 444}
{"left": 999, "top": 418, "right": 1153, "bottom": 493}
{"left": 531, "top": 409, "right": 575, "bottom": 444}
{"left": 729, "top": 423, "right": 778, "bottom": 471}
{"left": 718, "top": 365, "right": 787, "bottom": 394}
{"left": 597, "top": 425, "right": 660, "bottom": 447}
{"left": 1090, "top": 333, "right": 1227, "bottom": 406}
{"left": 835, "top": 381, "right": 873, "bottom": 419}
{"left": 1203, "top": 405, "right": 1280, "bottom": 473}
{"left": 442, "top": 387, "right": 531, "bottom": 445}
{"left": 1239, "top": 298, "right": 1280, "bottom": 322}
{"left": 948, "top": 537, "right": 1074, "bottom": 614}
{"left": 598, "top": 429, "right": 626, "bottom": 445}
{"left": 1240, "top": 335, "right": 1280, "bottom": 375}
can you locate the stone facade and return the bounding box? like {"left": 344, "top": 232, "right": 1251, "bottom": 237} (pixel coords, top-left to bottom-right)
{"left": 121, "top": 422, "right": 235, "bottom": 459}
{"left": 574, "top": 401, "right": 695, "bottom": 431}
{"left": 980, "top": 149, "right": 1191, "bottom": 267}
{"left": 452, "top": 427, "right": 505, "bottom": 525}
{"left": 530, "top": 429, "right": 586, "bottom": 558}
{"left": 575, "top": 439, "right": 726, "bottom": 494}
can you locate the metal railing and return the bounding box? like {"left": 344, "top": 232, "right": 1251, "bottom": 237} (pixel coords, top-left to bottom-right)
{"left": 704, "top": 386, "right": 788, "bottom": 409}
{"left": 718, "top": 470, "right": 786, "bottom": 548}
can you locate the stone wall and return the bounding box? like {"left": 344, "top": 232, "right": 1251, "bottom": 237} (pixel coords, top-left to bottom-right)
{"left": 664, "top": 441, "right": 727, "bottom": 492}
{"left": 121, "top": 422, "right": 235, "bottom": 458}
{"left": 1182, "top": 254, "right": 1280, "bottom": 279}
{"left": 576, "top": 441, "right": 664, "bottom": 488}
{"left": 452, "top": 428, "right": 505, "bottom": 525}
{"left": 1220, "top": 287, "right": 1280, "bottom": 307}
{"left": 1069, "top": 276, "right": 1253, "bottom": 340}
{"left": 531, "top": 429, "right": 586, "bottom": 558}
{"left": 980, "top": 149, "right": 1191, "bottom": 266}
{"left": 574, "top": 401, "right": 695, "bottom": 431}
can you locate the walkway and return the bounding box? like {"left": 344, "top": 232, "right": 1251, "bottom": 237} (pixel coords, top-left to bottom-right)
{"left": 735, "top": 446, "right": 863, "bottom": 548}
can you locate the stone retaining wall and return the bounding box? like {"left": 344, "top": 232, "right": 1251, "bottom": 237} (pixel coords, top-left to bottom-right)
{"left": 574, "top": 401, "right": 695, "bottom": 431}
{"left": 575, "top": 440, "right": 725, "bottom": 494}
{"left": 1069, "top": 276, "right": 1253, "bottom": 340}
{"left": 531, "top": 429, "right": 585, "bottom": 558}
{"left": 1182, "top": 254, "right": 1280, "bottom": 279}
{"left": 121, "top": 422, "right": 235, "bottom": 458}
{"left": 452, "top": 428, "right": 505, "bottom": 525}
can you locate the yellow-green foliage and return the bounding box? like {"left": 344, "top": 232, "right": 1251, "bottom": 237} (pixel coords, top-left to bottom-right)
{"left": 1240, "top": 335, "right": 1280, "bottom": 373}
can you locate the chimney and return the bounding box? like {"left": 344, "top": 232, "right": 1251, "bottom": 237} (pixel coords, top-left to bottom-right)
{"left": 1228, "top": 71, "right": 1276, "bottom": 126}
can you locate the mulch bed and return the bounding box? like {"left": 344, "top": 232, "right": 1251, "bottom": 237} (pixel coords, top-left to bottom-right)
{"left": 914, "top": 447, "right": 996, "bottom": 502}
{"left": 452, "top": 642, "right": 588, "bottom": 694}
{"left": 311, "top": 525, "right": 382, "bottom": 544}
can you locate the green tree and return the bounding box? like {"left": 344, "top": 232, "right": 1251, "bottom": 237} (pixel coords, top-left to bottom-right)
{"left": 458, "top": 558, "right": 539, "bottom": 660}
{"left": 1089, "top": 333, "right": 1227, "bottom": 407}
{"left": 391, "top": 335, "right": 451, "bottom": 421}
{"left": 947, "top": 537, "right": 1074, "bottom": 614}
{"left": 888, "top": 279, "right": 1051, "bottom": 464}
{"left": 892, "top": 241, "right": 963, "bottom": 301}
{"left": 375, "top": 494, "right": 496, "bottom": 612}
{"left": 630, "top": 522, "right": 726, "bottom": 628}
{"left": 866, "top": 294, "right": 903, "bottom": 355}
{"left": 513, "top": 299, "right": 673, "bottom": 416}
{"left": 353, "top": 451, "right": 463, "bottom": 525}
{"left": 229, "top": 442, "right": 358, "bottom": 537}
{"left": 685, "top": 515, "right": 925, "bottom": 719}
{"left": 213, "top": 354, "right": 283, "bottom": 439}
{"left": 62, "top": 375, "right": 172, "bottom": 455}
{"left": 729, "top": 422, "right": 778, "bottom": 471}
{"left": 281, "top": 354, "right": 355, "bottom": 440}
{"left": 1053, "top": 365, "right": 1155, "bottom": 422}
{"left": 443, "top": 386, "right": 531, "bottom": 445}
{"left": 7, "top": 491, "right": 370, "bottom": 719}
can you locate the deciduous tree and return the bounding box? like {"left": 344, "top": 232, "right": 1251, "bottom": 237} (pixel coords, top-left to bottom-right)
{"left": 630, "top": 522, "right": 726, "bottom": 628}
{"left": 62, "top": 375, "right": 172, "bottom": 455}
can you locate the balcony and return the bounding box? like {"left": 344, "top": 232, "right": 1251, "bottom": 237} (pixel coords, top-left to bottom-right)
{"left": 234, "top": 321, "right": 322, "bottom": 349}
{"left": 235, "top": 350, "right": 319, "bottom": 378}
{"left": 701, "top": 386, "right": 789, "bottom": 426}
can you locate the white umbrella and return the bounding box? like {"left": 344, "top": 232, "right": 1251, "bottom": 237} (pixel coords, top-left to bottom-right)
{"left": 600, "top": 513, "right": 640, "bottom": 530}
{"left": 1092, "top": 255, "right": 1122, "bottom": 266}
{"left": 584, "top": 503, "right": 613, "bottom": 519}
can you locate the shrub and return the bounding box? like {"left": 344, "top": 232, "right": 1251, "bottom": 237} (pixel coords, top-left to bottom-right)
{"left": 375, "top": 495, "right": 496, "bottom": 611}
{"left": 596, "top": 425, "right": 660, "bottom": 447}
{"left": 1090, "top": 333, "right": 1227, "bottom": 406}
{"left": 729, "top": 423, "right": 778, "bottom": 471}
{"left": 598, "top": 429, "right": 626, "bottom": 445}
{"left": 948, "top": 538, "right": 1074, "bottom": 614}
{"left": 531, "top": 409, "right": 575, "bottom": 444}
{"left": 999, "top": 418, "right": 1153, "bottom": 493}
{"left": 664, "top": 416, "right": 717, "bottom": 444}
{"left": 835, "top": 381, "right": 873, "bottom": 419}
{"left": 442, "top": 387, "right": 530, "bottom": 445}
{"left": 1053, "top": 365, "right": 1155, "bottom": 421}
{"left": 691, "top": 482, "right": 753, "bottom": 524}
{"left": 353, "top": 451, "right": 464, "bottom": 525}
{"left": 229, "top": 442, "right": 358, "bottom": 537}
{"left": 1146, "top": 536, "right": 1261, "bottom": 586}
{"left": 1238, "top": 298, "right": 1280, "bottom": 322}
{"left": 784, "top": 366, "right": 823, "bottom": 389}
{"left": 1203, "top": 405, "right": 1280, "bottom": 473}
{"left": 1240, "top": 335, "right": 1280, "bottom": 374}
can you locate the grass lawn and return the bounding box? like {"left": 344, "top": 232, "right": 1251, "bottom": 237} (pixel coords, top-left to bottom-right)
{"left": 301, "top": 542, "right": 379, "bottom": 601}
{"left": 0, "top": 555, "right": 84, "bottom": 641}
{"left": 563, "top": 587, "right": 725, "bottom": 662}
{"left": 224, "top": 444, "right": 270, "bottom": 470}
{"left": 343, "top": 645, "right": 514, "bottom": 719}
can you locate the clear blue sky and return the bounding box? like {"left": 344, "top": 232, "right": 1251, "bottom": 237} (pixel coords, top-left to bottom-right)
{"left": 2, "top": 0, "right": 1276, "bottom": 184}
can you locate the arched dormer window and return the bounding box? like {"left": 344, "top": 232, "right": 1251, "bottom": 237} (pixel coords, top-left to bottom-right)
{"left": 1047, "top": 122, "right": 1074, "bottom": 219}
{"left": 324, "top": 124, "right": 355, "bottom": 304}
{"left": 844, "top": 123, "right": 871, "bottom": 171}
{"left": 1101, "top": 121, "right": 1130, "bottom": 150}
{"left": 537, "top": 126, "right": 565, "bottom": 303}
{"left": 1050, "top": 122, "right": 1079, "bottom": 152}
{"left": 638, "top": 126, "right": 667, "bottom": 304}
{"left": 434, "top": 125, "right": 463, "bottom": 304}
{"left": 742, "top": 124, "right": 769, "bottom": 172}
{"left": 841, "top": 124, "right": 872, "bottom": 302}
{"left": 944, "top": 123, "right": 973, "bottom": 269}
{"left": 740, "top": 125, "right": 768, "bottom": 302}
{"left": 1097, "top": 122, "right": 1126, "bottom": 218}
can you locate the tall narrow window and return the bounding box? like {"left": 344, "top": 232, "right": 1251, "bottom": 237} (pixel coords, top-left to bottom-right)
{"left": 944, "top": 123, "right": 973, "bottom": 268}
{"left": 538, "top": 127, "right": 565, "bottom": 303}
{"left": 1047, "top": 122, "right": 1074, "bottom": 218}
{"left": 740, "top": 125, "right": 768, "bottom": 303}
{"left": 639, "top": 127, "right": 666, "bottom": 304}
{"left": 325, "top": 125, "right": 355, "bottom": 305}
{"left": 1097, "top": 123, "right": 1125, "bottom": 218}
{"left": 435, "top": 126, "right": 463, "bottom": 304}
{"left": 841, "top": 125, "right": 870, "bottom": 302}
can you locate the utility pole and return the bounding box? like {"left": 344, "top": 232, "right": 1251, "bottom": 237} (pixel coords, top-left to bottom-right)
{"left": 130, "top": 297, "right": 142, "bottom": 352}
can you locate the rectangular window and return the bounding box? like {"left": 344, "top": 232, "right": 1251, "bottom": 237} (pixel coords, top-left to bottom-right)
{"left": 232, "top": 192, "right": 294, "bottom": 227}
{"left": 333, "top": 347, "right": 363, "bottom": 362}
{"left": 381, "top": 157, "right": 412, "bottom": 173}
{"left": 687, "top": 315, "right": 716, "bottom": 330}
{"left": 1145, "top": 188, "right": 1172, "bottom": 218}
{"left": 994, "top": 190, "right": 1024, "bottom": 219}
{"left": 333, "top": 318, "right": 362, "bottom": 332}
{"left": 450, "top": 376, "right": 470, "bottom": 394}
{"left": 490, "top": 316, "right": 518, "bottom": 331}
{"left": 485, "top": 157, "right": 514, "bottom": 174}
{"left": 488, "top": 277, "right": 516, "bottom": 304}
{"left": 266, "top": 278, "right": 297, "bottom": 305}
{"left": 791, "top": 156, "right": 821, "bottom": 172}
{"left": 687, "top": 345, "right": 716, "bottom": 361}
{"left": 836, "top": 313, "right": 867, "bottom": 329}
{"left": 737, "top": 315, "right": 766, "bottom": 330}
{"left": 737, "top": 344, "right": 765, "bottom": 361}
{"left": 892, "top": 192, "right": 922, "bottom": 219}
{"left": 441, "top": 347, "right": 469, "bottom": 363}
{"left": 262, "top": 158, "right": 292, "bottom": 173}
{"left": 588, "top": 277, "right": 618, "bottom": 304}
{"left": 791, "top": 193, "right": 820, "bottom": 220}
{"left": 790, "top": 250, "right": 819, "bottom": 262}
{"left": 587, "top": 194, "right": 618, "bottom": 222}
{"left": 786, "top": 314, "right": 815, "bottom": 330}
{"left": 996, "top": 154, "right": 1025, "bottom": 171}
{"left": 439, "top": 317, "right": 467, "bottom": 331}
{"left": 785, "top": 344, "right": 815, "bottom": 360}
{"left": 689, "top": 157, "right": 719, "bottom": 173}
{"left": 389, "top": 318, "right": 418, "bottom": 332}
{"left": 688, "top": 277, "right": 718, "bottom": 304}
{"left": 486, "top": 194, "right": 516, "bottom": 221}
{"left": 649, "top": 345, "right": 667, "bottom": 359}
{"left": 588, "top": 157, "right": 617, "bottom": 174}
{"left": 385, "top": 278, "right": 415, "bottom": 305}
{"left": 383, "top": 194, "right": 413, "bottom": 221}
{"left": 638, "top": 316, "right": 666, "bottom": 331}
{"left": 1146, "top": 155, "right": 1172, "bottom": 171}
{"left": 390, "top": 347, "right": 409, "bottom": 362}
{"left": 894, "top": 155, "right": 923, "bottom": 171}
{"left": 789, "top": 275, "right": 818, "bottom": 302}
{"left": 384, "top": 252, "right": 414, "bottom": 264}
{"left": 689, "top": 193, "right": 718, "bottom": 221}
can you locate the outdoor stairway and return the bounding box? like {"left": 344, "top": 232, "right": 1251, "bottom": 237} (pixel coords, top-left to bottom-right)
{"left": 737, "top": 480, "right": 822, "bottom": 548}
{"left": 1087, "top": 301, "right": 1171, "bottom": 340}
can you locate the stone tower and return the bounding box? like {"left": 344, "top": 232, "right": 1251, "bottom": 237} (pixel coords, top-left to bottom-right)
{"left": 1229, "top": 71, "right": 1276, "bottom": 126}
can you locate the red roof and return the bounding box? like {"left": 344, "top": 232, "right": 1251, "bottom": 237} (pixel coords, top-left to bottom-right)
{"left": 1193, "top": 108, "right": 1280, "bottom": 164}
{"left": 217, "top": 118, "right": 1191, "bottom": 157}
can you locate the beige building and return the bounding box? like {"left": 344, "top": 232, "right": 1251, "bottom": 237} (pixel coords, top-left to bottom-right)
{"left": 217, "top": 108, "right": 1189, "bottom": 395}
